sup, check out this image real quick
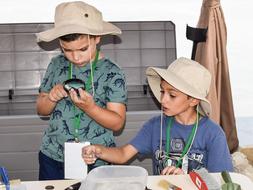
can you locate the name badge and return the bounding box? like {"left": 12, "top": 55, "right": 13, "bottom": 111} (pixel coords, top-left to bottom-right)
{"left": 167, "top": 159, "right": 173, "bottom": 167}
{"left": 64, "top": 141, "right": 90, "bottom": 179}
{"left": 181, "top": 155, "right": 189, "bottom": 174}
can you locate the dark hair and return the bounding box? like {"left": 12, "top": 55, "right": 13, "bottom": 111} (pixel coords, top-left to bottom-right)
{"left": 59, "top": 33, "right": 96, "bottom": 42}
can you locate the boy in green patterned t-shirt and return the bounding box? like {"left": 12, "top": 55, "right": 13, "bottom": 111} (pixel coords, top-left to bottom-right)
{"left": 36, "top": 1, "right": 127, "bottom": 180}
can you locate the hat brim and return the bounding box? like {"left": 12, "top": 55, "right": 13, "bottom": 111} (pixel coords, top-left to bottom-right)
{"left": 146, "top": 67, "right": 211, "bottom": 116}
{"left": 36, "top": 21, "right": 121, "bottom": 42}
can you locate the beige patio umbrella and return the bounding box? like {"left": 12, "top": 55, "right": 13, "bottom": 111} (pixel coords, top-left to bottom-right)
{"left": 194, "top": 0, "right": 239, "bottom": 152}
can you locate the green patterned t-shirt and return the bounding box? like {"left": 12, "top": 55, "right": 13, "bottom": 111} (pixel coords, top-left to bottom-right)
{"left": 39, "top": 54, "right": 127, "bottom": 166}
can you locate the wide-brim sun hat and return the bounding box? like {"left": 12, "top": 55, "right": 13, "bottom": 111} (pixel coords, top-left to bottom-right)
{"left": 36, "top": 1, "right": 121, "bottom": 42}
{"left": 146, "top": 57, "right": 212, "bottom": 116}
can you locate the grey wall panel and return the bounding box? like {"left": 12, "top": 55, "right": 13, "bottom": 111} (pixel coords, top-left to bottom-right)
{"left": 140, "top": 22, "right": 166, "bottom": 30}
{"left": 0, "top": 115, "right": 48, "bottom": 126}
{"left": 166, "top": 30, "right": 176, "bottom": 49}
{"left": 167, "top": 48, "right": 177, "bottom": 64}
{"left": 116, "top": 49, "right": 141, "bottom": 68}
{"left": 0, "top": 25, "right": 13, "bottom": 33}
{"left": 15, "top": 70, "right": 41, "bottom": 89}
{"left": 13, "top": 34, "right": 40, "bottom": 52}
{"left": 0, "top": 53, "right": 13, "bottom": 71}
{"left": 1, "top": 152, "right": 39, "bottom": 181}
{"left": 0, "top": 152, "right": 38, "bottom": 170}
{"left": 0, "top": 34, "right": 13, "bottom": 52}
{"left": 0, "top": 116, "right": 46, "bottom": 180}
{"left": 13, "top": 24, "right": 40, "bottom": 33}
{"left": 37, "top": 24, "right": 53, "bottom": 33}
{"left": 142, "top": 49, "right": 166, "bottom": 67}
{"left": 8, "top": 170, "right": 38, "bottom": 181}
{"left": 14, "top": 52, "right": 40, "bottom": 71}
{"left": 113, "top": 22, "right": 140, "bottom": 31}
{"left": 141, "top": 31, "right": 166, "bottom": 49}
{"left": 115, "top": 31, "right": 140, "bottom": 49}
{"left": 39, "top": 51, "right": 60, "bottom": 69}
{"left": 124, "top": 68, "right": 142, "bottom": 86}
{"left": 0, "top": 125, "right": 46, "bottom": 133}
{"left": 0, "top": 71, "right": 13, "bottom": 90}
{"left": 0, "top": 133, "right": 42, "bottom": 152}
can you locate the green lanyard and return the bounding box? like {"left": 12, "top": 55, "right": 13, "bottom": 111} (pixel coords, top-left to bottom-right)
{"left": 68, "top": 50, "right": 99, "bottom": 91}
{"left": 68, "top": 50, "right": 99, "bottom": 142}
{"left": 165, "top": 113, "right": 199, "bottom": 168}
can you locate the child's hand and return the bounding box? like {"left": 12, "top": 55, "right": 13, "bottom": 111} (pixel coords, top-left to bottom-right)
{"left": 69, "top": 88, "right": 95, "bottom": 111}
{"left": 161, "top": 166, "right": 184, "bottom": 175}
{"left": 82, "top": 145, "right": 101, "bottom": 164}
{"left": 48, "top": 84, "right": 68, "bottom": 102}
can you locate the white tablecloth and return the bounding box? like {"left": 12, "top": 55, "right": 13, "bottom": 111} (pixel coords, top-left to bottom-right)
{"left": 20, "top": 172, "right": 253, "bottom": 190}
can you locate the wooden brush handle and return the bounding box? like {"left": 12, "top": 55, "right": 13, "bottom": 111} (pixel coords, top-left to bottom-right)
{"left": 221, "top": 171, "right": 232, "bottom": 183}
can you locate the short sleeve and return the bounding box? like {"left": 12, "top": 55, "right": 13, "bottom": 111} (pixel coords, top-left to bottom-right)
{"left": 206, "top": 128, "right": 233, "bottom": 172}
{"left": 129, "top": 119, "right": 154, "bottom": 155}
{"left": 39, "top": 61, "right": 56, "bottom": 93}
{"left": 106, "top": 66, "right": 127, "bottom": 105}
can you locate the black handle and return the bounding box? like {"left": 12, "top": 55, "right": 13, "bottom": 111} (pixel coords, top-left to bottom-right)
{"left": 8, "top": 89, "right": 14, "bottom": 100}
{"left": 64, "top": 182, "right": 81, "bottom": 190}
{"left": 143, "top": 84, "right": 148, "bottom": 95}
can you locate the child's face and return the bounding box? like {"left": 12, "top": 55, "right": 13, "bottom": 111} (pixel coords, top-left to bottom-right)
{"left": 59, "top": 35, "right": 101, "bottom": 67}
{"left": 160, "top": 80, "right": 197, "bottom": 117}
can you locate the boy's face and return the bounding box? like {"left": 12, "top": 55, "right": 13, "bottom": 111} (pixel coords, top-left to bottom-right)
{"left": 160, "top": 80, "right": 198, "bottom": 116}
{"left": 59, "top": 35, "right": 101, "bottom": 67}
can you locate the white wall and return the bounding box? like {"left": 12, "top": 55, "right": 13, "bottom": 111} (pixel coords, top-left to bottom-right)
{"left": 0, "top": 0, "right": 252, "bottom": 117}
{"left": 222, "top": 1, "right": 253, "bottom": 117}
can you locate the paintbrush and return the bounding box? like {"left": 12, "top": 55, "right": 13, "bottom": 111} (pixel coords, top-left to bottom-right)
{"left": 221, "top": 171, "right": 241, "bottom": 190}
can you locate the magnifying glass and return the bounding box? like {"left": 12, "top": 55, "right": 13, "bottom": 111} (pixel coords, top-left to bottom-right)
{"left": 63, "top": 79, "right": 85, "bottom": 96}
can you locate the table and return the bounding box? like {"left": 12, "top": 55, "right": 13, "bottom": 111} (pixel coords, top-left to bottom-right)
{"left": 20, "top": 172, "right": 252, "bottom": 190}
{"left": 22, "top": 180, "right": 79, "bottom": 190}
{"left": 147, "top": 173, "right": 253, "bottom": 190}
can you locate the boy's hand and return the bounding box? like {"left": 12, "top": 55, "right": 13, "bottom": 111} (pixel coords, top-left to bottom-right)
{"left": 48, "top": 84, "right": 68, "bottom": 102}
{"left": 161, "top": 166, "right": 184, "bottom": 175}
{"left": 69, "top": 88, "right": 95, "bottom": 111}
{"left": 82, "top": 145, "right": 101, "bottom": 164}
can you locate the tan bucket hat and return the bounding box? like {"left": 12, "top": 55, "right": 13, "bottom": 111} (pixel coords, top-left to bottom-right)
{"left": 36, "top": 1, "right": 121, "bottom": 42}
{"left": 146, "top": 57, "right": 212, "bottom": 116}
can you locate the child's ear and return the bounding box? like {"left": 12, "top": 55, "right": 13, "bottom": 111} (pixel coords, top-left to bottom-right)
{"left": 189, "top": 98, "right": 200, "bottom": 107}
{"left": 95, "top": 36, "right": 101, "bottom": 44}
